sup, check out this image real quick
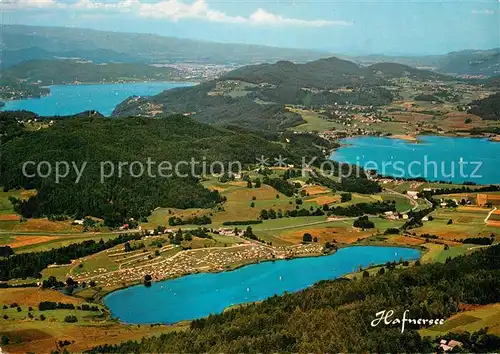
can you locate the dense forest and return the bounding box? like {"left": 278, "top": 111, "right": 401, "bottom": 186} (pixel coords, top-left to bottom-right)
{"left": 0, "top": 113, "right": 300, "bottom": 225}
{"left": 468, "top": 92, "right": 500, "bottom": 121}
{"left": 327, "top": 201, "right": 396, "bottom": 217}
{"left": 310, "top": 174, "right": 382, "bottom": 194}
{"left": 89, "top": 245, "right": 500, "bottom": 353}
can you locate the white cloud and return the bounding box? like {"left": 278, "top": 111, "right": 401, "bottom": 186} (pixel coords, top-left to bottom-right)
{"left": 1, "top": 0, "right": 349, "bottom": 27}
{"left": 138, "top": 0, "right": 246, "bottom": 23}
{"left": 471, "top": 9, "right": 495, "bottom": 15}
{"left": 0, "top": 0, "right": 60, "bottom": 10}
{"left": 249, "top": 8, "right": 350, "bottom": 27}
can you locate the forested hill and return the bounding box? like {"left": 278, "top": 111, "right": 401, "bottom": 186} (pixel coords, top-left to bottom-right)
{"left": 222, "top": 57, "right": 382, "bottom": 88}
{"left": 468, "top": 92, "right": 500, "bottom": 121}
{"left": 0, "top": 112, "right": 301, "bottom": 226}
{"left": 89, "top": 244, "right": 500, "bottom": 353}
{"left": 112, "top": 82, "right": 306, "bottom": 133}
{"left": 112, "top": 56, "right": 452, "bottom": 132}
{"left": 1, "top": 60, "right": 181, "bottom": 85}
{"left": 223, "top": 58, "right": 453, "bottom": 86}
{"left": 351, "top": 48, "right": 500, "bottom": 77}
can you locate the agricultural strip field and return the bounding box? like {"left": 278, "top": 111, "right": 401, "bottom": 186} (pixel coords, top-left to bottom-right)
{"left": 2, "top": 233, "right": 125, "bottom": 253}
{"left": 414, "top": 207, "right": 498, "bottom": 240}
{"left": 420, "top": 303, "right": 500, "bottom": 337}
{"left": 420, "top": 243, "right": 487, "bottom": 264}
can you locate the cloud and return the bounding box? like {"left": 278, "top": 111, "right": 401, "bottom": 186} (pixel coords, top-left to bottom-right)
{"left": 138, "top": 0, "right": 246, "bottom": 23}
{"left": 471, "top": 9, "right": 495, "bottom": 15}
{"left": 1, "top": 0, "right": 350, "bottom": 27}
{"left": 249, "top": 8, "right": 350, "bottom": 27}
{"left": 0, "top": 0, "right": 60, "bottom": 9}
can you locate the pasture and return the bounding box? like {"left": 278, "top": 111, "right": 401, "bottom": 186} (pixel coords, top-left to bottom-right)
{"left": 287, "top": 108, "right": 343, "bottom": 132}
{"left": 420, "top": 303, "right": 500, "bottom": 337}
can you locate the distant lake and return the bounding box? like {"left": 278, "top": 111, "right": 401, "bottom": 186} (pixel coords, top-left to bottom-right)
{"left": 104, "top": 246, "right": 420, "bottom": 324}
{"left": 331, "top": 136, "right": 500, "bottom": 185}
{"left": 0, "top": 82, "right": 194, "bottom": 116}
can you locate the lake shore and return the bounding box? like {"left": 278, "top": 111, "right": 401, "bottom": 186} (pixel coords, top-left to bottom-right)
{"left": 331, "top": 135, "right": 500, "bottom": 185}
{"left": 101, "top": 245, "right": 422, "bottom": 325}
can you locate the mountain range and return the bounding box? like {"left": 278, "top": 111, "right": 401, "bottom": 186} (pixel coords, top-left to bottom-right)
{"left": 1, "top": 25, "right": 330, "bottom": 66}
{"left": 1, "top": 25, "right": 499, "bottom": 77}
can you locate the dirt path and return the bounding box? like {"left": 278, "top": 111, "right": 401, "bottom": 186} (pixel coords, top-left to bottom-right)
{"left": 485, "top": 207, "right": 498, "bottom": 223}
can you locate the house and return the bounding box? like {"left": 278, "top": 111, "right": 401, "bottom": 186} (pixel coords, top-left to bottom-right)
{"left": 439, "top": 339, "right": 463, "bottom": 352}
{"left": 422, "top": 216, "right": 429, "bottom": 221}
{"left": 407, "top": 191, "right": 419, "bottom": 198}
{"left": 119, "top": 224, "right": 129, "bottom": 231}
{"left": 402, "top": 214, "right": 409, "bottom": 220}
{"left": 73, "top": 219, "right": 84, "bottom": 225}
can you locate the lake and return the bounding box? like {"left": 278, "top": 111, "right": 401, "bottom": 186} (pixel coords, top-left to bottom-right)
{"left": 331, "top": 136, "right": 500, "bottom": 184}
{"left": 104, "top": 246, "right": 420, "bottom": 324}
{"left": 0, "top": 82, "right": 194, "bottom": 116}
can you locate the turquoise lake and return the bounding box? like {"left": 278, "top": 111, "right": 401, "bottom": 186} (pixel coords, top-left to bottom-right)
{"left": 104, "top": 246, "right": 420, "bottom": 324}
{"left": 0, "top": 82, "right": 193, "bottom": 116}
{"left": 331, "top": 136, "right": 500, "bottom": 185}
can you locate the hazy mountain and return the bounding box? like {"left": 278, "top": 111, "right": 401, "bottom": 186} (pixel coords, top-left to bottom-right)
{"left": 436, "top": 49, "right": 500, "bottom": 77}
{"left": 1, "top": 25, "right": 333, "bottom": 65}
{"left": 3, "top": 25, "right": 497, "bottom": 77}
{"left": 367, "top": 62, "right": 452, "bottom": 81}
{"left": 352, "top": 49, "right": 500, "bottom": 77}
{"left": 2, "top": 59, "right": 181, "bottom": 85}
{"left": 1, "top": 48, "right": 143, "bottom": 67}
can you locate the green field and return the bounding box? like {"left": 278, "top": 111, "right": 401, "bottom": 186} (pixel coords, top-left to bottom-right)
{"left": 380, "top": 193, "right": 414, "bottom": 212}
{"left": 420, "top": 243, "right": 486, "bottom": 264}
{"left": 0, "top": 190, "right": 27, "bottom": 215}
{"left": 288, "top": 108, "right": 344, "bottom": 132}
{"left": 420, "top": 303, "right": 500, "bottom": 337}
{"left": 415, "top": 207, "right": 498, "bottom": 239}
{"left": 0, "top": 305, "right": 103, "bottom": 323}
{"left": 12, "top": 233, "right": 123, "bottom": 253}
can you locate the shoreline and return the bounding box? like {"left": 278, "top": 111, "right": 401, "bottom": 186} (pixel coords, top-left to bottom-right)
{"left": 0, "top": 80, "right": 198, "bottom": 104}
{"left": 96, "top": 246, "right": 334, "bottom": 302}
{"left": 99, "top": 243, "right": 422, "bottom": 325}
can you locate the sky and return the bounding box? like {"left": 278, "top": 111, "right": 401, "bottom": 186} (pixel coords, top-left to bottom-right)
{"left": 1, "top": 0, "right": 499, "bottom": 55}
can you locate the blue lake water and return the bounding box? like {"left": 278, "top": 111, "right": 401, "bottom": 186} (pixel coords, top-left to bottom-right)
{"left": 331, "top": 136, "right": 500, "bottom": 185}
{"left": 0, "top": 82, "right": 193, "bottom": 116}
{"left": 104, "top": 246, "right": 420, "bottom": 324}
